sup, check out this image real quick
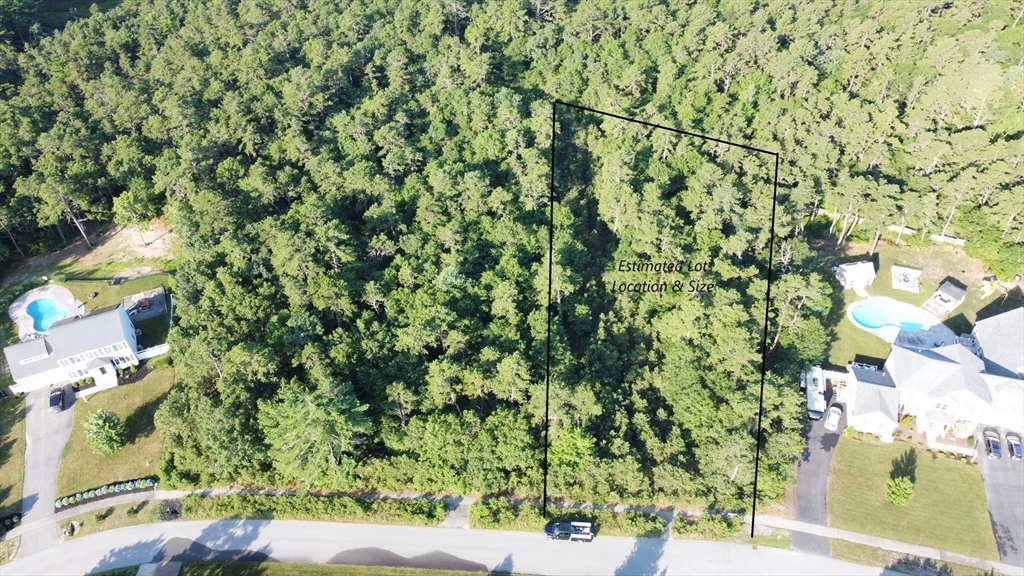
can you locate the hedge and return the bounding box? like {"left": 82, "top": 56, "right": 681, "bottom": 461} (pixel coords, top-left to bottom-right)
{"left": 469, "top": 498, "right": 666, "bottom": 538}
{"left": 672, "top": 512, "right": 742, "bottom": 540}
{"left": 54, "top": 477, "right": 158, "bottom": 511}
{"left": 182, "top": 494, "right": 447, "bottom": 526}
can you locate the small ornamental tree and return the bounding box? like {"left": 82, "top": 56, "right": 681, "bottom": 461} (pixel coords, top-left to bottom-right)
{"left": 886, "top": 476, "right": 914, "bottom": 507}
{"left": 85, "top": 410, "right": 128, "bottom": 455}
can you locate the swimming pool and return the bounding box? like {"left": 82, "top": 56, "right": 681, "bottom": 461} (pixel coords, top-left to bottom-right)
{"left": 25, "top": 298, "right": 69, "bottom": 332}
{"left": 850, "top": 297, "right": 932, "bottom": 332}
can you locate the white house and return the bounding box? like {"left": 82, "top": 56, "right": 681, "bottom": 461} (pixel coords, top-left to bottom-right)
{"left": 2, "top": 305, "right": 140, "bottom": 394}
{"left": 835, "top": 261, "right": 875, "bottom": 291}
{"left": 823, "top": 306, "right": 1024, "bottom": 442}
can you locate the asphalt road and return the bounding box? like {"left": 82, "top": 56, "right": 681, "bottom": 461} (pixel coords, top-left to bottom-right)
{"left": 18, "top": 384, "right": 74, "bottom": 557}
{"left": 978, "top": 433, "right": 1024, "bottom": 567}
{"left": 792, "top": 401, "right": 843, "bottom": 556}
{"left": 2, "top": 520, "right": 897, "bottom": 576}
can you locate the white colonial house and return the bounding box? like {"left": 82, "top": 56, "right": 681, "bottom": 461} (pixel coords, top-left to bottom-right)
{"left": 3, "top": 305, "right": 140, "bottom": 394}
{"left": 821, "top": 306, "right": 1024, "bottom": 442}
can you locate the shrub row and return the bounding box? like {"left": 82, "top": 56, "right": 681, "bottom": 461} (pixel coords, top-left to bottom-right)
{"left": 54, "top": 477, "right": 158, "bottom": 510}
{"left": 469, "top": 498, "right": 666, "bottom": 538}
{"left": 181, "top": 494, "right": 447, "bottom": 526}
{"left": 672, "top": 513, "right": 742, "bottom": 540}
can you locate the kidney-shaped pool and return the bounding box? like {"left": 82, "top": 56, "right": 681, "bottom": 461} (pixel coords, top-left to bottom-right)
{"left": 850, "top": 297, "right": 935, "bottom": 332}
{"left": 25, "top": 297, "right": 69, "bottom": 332}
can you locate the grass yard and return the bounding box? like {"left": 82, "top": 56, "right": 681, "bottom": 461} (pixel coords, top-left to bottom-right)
{"left": 830, "top": 540, "right": 1001, "bottom": 576}
{"left": 64, "top": 274, "right": 172, "bottom": 315}
{"left": 728, "top": 527, "right": 791, "bottom": 550}
{"left": 182, "top": 562, "right": 506, "bottom": 576}
{"left": 0, "top": 396, "right": 27, "bottom": 518}
{"left": 55, "top": 367, "right": 174, "bottom": 497}
{"left": 59, "top": 500, "right": 161, "bottom": 542}
{"left": 0, "top": 536, "right": 19, "bottom": 565}
{"left": 134, "top": 315, "right": 172, "bottom": 349}
{"left": 824, "top": 238, "right": 1024, "bottom": 367}
{"left": 827, "top": 437, "right": 998, "bottom": 560}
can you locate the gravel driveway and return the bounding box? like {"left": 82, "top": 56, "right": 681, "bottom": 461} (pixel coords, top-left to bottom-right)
{"left": 17, "top": 385, "right": 74, "bottom": 557}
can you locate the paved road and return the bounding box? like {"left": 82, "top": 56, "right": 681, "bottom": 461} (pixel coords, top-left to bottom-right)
{"left": 18, "top": 384, "right": 74, "bottom": 557}
{"left": 978, "top": 432, "right": 1024, "bottom": 567}
{"left": 792, "top": 400, "right": 842, "bottom": 556}
{"left": 3, "top": 520, "right": 896, "bottom": 576}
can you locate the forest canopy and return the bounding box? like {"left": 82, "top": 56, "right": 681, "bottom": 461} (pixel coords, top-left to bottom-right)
{"left": 0, "top": 0, "right": 1021, "bottom": 508}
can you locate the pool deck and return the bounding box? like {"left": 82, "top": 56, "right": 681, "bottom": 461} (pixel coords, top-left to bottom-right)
{"left": 846, "top": 296, "right": 954, "bottom": 346}
{"left": 7, "top": 285, "right": 85, "bottom": 341}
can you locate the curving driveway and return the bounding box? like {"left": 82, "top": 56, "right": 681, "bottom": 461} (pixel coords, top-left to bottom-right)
{"left": 18, "top": 384, "right": 74, "bottom": 557}
{"left": 2, "top": 520, "right": 895, "bottom": 576}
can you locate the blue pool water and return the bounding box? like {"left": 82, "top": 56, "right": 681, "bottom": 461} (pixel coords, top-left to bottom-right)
{"left": 851, "top": 298, "right": 928, "bottom": 331}
{"left": 26, "top": 298, "right": 69, "bottom": 332}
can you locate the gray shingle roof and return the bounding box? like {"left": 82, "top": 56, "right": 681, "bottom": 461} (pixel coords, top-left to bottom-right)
{"left": 885, "top": 343, "right": 991, "bottom": 404}
{"left": 3, "top": 306, "right": 130, "bottom": 381}
{"left": 974, "top": 307, "right": 1024, "bottom": 379}
{"left": 852, "top": 373, "right": 900, "bottom": 423}
{"left": 937, "top": 280, "right": 967, "bottom": 301}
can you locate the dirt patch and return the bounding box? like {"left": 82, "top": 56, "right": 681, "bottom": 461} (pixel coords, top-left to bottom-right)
{"left": 1, "top": 219, "right": 175, "bottom": 287}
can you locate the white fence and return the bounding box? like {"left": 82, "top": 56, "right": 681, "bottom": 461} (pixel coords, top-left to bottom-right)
{"left": 137, "top": 344, "right": 170, "bottom": 360}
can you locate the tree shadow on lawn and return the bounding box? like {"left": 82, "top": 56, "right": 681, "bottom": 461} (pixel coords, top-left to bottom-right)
{"left": 890, "top": 447, "right": 917, "bottom": 484}
{"left": 123, "top": 393, "right": 166, "bottom": 444}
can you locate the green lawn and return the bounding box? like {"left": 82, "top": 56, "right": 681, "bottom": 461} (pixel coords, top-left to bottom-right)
{"left": 55, "top": 367, "right": 174, "bottom": 497}
{"left": 827, "top": 437, "right": 998, "bottom": 560}
{"left": 830, "top": 540, "right": 1001, "bottom": 576}
{"left": 59, "top": 500, "right": 161, "bottom": 542}
{"left": 0, "top": 396, "right": 26, "bottom": 518}
{"left": 64, "top": 274, "right": 172, "bottom": 315}
{"left": 182, "top": 563, "right": 504, "bottom": 576}
{"left": 825, "top": 241, "right": 1024, "bottom": 367}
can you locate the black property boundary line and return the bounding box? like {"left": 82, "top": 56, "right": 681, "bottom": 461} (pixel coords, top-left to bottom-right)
{"left": 543, "top": 100, "right": 780, "bottom": 539}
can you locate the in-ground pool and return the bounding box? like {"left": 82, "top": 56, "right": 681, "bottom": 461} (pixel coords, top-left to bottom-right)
{"left": 850, "top": 297, "right": 932, "bottom": 332}
{"left": 25, "top": 298, "right": 69, "bottom": 332}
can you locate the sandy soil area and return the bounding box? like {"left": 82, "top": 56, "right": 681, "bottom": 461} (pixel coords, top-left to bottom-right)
{"left": 1, "top": 220, "right": 175, "bottom": 287}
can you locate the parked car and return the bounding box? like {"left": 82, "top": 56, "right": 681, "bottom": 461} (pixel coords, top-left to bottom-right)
{"left": 1006, "top": 433, "right": 1023, "bottom": 461}
{"left": 544, "top": 521, "right": 594, "bottom": 542}
{"left": 48, "top": 388, "right": 65, "bottom": 413}
{"left": 983, "top": 429, "right": 1001, "bottom": 460}
{"left": 824, "top": 405, "right": 843, "bottom": 432}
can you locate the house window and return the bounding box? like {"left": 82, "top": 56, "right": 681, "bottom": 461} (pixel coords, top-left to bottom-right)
{"left": 934, "top": 403, "right": 948, "bottom": 410}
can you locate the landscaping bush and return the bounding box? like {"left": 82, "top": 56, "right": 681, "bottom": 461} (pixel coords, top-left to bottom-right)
{"left": 967, "top": 436, "right": 975, "bottom": 447}
{"left": 886, "top": 476, "right": 914, "bottom": 507}
{"left": 672, "top": 513, "right": 741, "bottom": 540}
{"left": 55, "top": 477, "right": 157, "bottom": 510}
{"left": 468, "top": 499, "right": 666, "bottom": 538}
{"left": 900, "top": 415, "right": 915, "bottom": 427}
{"left": 182, "top": 494, "right": 448, "bottom": 527}
{"left": 85, "top": 409, "right": 128, "bottom": 455}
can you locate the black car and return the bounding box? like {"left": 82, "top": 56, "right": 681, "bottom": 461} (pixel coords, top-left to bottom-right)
{"left": 1006, "top": 433, "right": 1023, "bottom": 461}
{"left": 48, "top": 388, "right": 65, "bottom": 413}
{"left": 983, "top": 429, "right": 1001, "bottom": 460}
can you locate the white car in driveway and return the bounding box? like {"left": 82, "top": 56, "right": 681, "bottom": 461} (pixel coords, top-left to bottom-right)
{"left": 823, "top": 405, "right": 842, "bottom": 432}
